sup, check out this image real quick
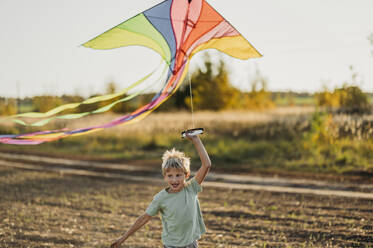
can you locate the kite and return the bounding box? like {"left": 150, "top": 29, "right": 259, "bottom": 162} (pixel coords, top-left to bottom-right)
{"left": 0, "top": 0, "right": 261, "bottom": 145}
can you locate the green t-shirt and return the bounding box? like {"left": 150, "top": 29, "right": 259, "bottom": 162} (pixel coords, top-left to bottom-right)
{"left": 146, "top": 177, "right": 206, "bottom": 246}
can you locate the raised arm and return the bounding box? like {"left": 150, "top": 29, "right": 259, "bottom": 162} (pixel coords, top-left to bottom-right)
{"left": 110, "top": 213, "right": 152, "bottom": 248}
{"left": 187, "top": 135, "right": 211, "bottom": 184}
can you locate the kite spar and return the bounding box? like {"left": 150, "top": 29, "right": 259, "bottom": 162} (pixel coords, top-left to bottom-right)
{"left": 0, "top": 0, "right": 261, "bottom": 145}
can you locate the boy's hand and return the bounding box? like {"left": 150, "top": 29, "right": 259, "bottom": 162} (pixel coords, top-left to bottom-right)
{"left": 110, "top": 242, "right": 118, "bottom": 248}
{"left": 110, "top": 241, "right": 119, "bottom": 248}
{"left": 185, "top": 132, "right": 199, "bottom": 142}
{"left": 182, "top": 128, "right": 204, "bottom": 140}
{"left": 110, "top": 238, "right": 123, "bottom": 248}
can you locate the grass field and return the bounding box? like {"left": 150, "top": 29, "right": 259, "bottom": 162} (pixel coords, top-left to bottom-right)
{"left": 1, "top": 107, "right": 373, "bottom": 179}
{"left": 1, "top": 166, "right": 373, "bottom": 247}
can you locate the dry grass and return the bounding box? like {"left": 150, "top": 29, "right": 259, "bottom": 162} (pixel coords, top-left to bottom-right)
{"left": 2, "top": 106, "right": 373, "bottom": 140}
{"left": 74, "top": 107, "right": 315, "bottom": 134}
{"left": 0, "top": 107, "right": 315, "bottom": 136}
{"left": 1, "top": 107, "right": 373, "bottom": 177}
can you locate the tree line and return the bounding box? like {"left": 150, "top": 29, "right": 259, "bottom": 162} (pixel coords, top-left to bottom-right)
{"left": 0, "top": 56, "right": 372, "bottom": 116}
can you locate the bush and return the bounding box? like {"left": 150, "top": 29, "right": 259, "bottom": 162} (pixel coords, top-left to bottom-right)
{"left": 315, "top": 67, "right": 371, "bottom": 114}
{"left": 316, "top": 85, "right": 371, "bottom": 114}
{"left": 336, "top": 86, "right": 371, "bottom": 114}
{"left": 0, "top": 98, "right": 17, "bottom": 116}
{"left": 32, "top": 96, "right": 63, "bottom": 113}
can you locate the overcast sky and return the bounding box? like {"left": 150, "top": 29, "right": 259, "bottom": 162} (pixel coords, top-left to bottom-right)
{"left": 0, "top": 0, "right": 372, "bottom": 98}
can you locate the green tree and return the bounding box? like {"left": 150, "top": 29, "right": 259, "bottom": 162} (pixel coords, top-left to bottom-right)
{"left": 188, "top": 54, "right": 240, "bottom": 111}
{"left": 241, "top": 67, "right": 274, "bottom": 109}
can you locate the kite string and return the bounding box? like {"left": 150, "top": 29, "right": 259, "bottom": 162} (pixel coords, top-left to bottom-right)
{"left": 188, "top": 70, "right": 195, "bottom": 129}
{"left": 183, "top": 3, "right": 195, "bottom": 130}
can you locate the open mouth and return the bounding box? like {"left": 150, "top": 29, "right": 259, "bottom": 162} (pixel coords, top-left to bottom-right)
{"left": 171, "top": 183, "right": 180, "bottom": 188}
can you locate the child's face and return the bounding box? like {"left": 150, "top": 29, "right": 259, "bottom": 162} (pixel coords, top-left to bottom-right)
{"left": 163, "top": 168, "right": 188, "bottom": 193}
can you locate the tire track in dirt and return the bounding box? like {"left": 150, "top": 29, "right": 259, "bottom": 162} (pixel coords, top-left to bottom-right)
{"left": 1, "top": 152, "right": 373, "bottom": 199}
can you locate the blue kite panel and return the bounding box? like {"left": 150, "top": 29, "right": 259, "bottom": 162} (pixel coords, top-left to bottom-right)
{"left": 144, "top": 0, "right": 176, "bottom": 72}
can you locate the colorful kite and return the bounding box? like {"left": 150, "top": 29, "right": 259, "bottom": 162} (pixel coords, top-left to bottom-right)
{"left": 0, "top": 0, "right": 261, "bottom": 145}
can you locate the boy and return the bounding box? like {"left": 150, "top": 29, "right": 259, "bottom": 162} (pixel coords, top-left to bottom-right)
{"left": 110, "top": 134, "right": 211, "bottom": 248}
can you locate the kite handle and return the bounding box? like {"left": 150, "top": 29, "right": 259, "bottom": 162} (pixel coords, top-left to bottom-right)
{"left": 181, "top": 128, "right": 204, "bottom": 138}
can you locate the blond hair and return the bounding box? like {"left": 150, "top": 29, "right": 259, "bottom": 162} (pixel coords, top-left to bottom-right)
{"left": 161, "top": 148, "right": 190, "bottom": 175}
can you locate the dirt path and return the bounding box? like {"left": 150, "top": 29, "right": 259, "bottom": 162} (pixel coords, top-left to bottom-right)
{"left": 1, "top": 165, "right": 373, "bottom": 247}
{"left": 1, "top": 152, "right": 373, "bottom": 199}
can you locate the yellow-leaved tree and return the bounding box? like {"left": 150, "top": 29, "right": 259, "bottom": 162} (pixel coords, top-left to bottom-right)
{"left": 187, "top": 54, "right": 240, "bottom": 111}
